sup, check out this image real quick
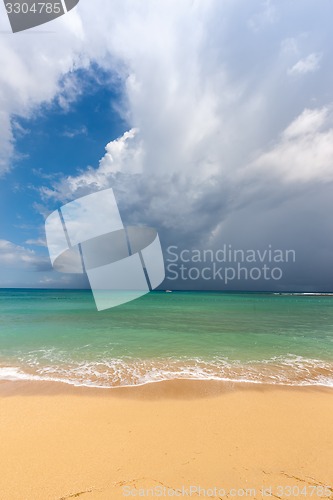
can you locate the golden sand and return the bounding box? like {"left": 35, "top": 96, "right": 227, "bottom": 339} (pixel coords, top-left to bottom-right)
{"left": 0, "top": 380, "right": 332, "bottom": 499}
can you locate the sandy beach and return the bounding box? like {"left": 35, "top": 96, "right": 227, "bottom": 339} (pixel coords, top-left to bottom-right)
{"left": 0, "top": 381, "right": 332, "bottom": 500}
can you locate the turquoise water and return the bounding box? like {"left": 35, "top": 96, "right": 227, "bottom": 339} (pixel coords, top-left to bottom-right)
{"left": 1, "top": 289, "right": 333, "bottom": 387}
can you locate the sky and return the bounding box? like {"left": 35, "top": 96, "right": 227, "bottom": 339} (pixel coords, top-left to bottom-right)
{"left": 0, "top": 0, "right": 333, "bottom": 291}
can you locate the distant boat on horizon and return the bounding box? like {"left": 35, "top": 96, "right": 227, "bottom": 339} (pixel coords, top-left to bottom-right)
{"left": 165, "top": 290, "right": 172, "bottom": 293}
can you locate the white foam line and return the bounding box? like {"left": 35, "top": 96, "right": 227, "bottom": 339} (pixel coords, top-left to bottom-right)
{"left": 1, "top": 366, "right": 333, "bottom": 389}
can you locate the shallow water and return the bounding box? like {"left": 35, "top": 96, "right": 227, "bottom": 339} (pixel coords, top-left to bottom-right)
{"left": 1, "top": 289, "right": 333, "bottom": 387}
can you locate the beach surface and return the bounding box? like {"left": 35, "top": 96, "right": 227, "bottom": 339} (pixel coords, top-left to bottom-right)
{"left": 0, "top": 381, "right": 332, "bottom": 500}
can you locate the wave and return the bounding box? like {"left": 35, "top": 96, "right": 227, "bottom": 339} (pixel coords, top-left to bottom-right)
{"left": 1, "top": 355, "right": 333, "bottom": 389}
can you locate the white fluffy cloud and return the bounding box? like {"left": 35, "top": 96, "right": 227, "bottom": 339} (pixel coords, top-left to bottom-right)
{"left": 39, "top": 128, "right": 142, "bottom": 201}
{"left": 23, "top": 1, "right": 329, "bottom": 248}
{"left": 288, "top": 53, "right": 322, "bottom": 76}
{"left": 251, "top": 106, "right": 333, "bottom": 182}
{"left": 0, "top": 0, "right": 327, "bottom": 182}
{"left": 0, "top": 239, "right": 49, "bottom": 269}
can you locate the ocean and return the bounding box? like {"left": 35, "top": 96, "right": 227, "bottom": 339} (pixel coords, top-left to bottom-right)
{"left": 1, "top": 289, "right": 333, "bottom": 388}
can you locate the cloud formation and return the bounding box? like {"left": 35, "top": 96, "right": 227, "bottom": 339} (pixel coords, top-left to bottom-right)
{"left": 251, "top": 106, "right": 333, "bottom": 182}
{"left": 288, "top": 53, "right": 322, "bottom": 75}
{"left": 0, "top": 239, "right": 50, "bottom": 270}
{"left": 1, "top": 0, "right": 333, "bottom": 289}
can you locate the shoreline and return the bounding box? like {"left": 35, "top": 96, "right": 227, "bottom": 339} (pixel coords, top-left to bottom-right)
{"left": 2, "top": 353, "right": 333, "bottom": 390}
{"left": 1, "top": 376, "right": 333, "bottom": 398}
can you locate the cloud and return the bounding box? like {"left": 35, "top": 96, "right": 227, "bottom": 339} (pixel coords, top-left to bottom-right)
{"left": 0, "top": 0, "right": 330, "bottom": 180}
{"left": 0, "top": 240, "right": 50, "bottom": 270}
{"left": 248, "top": 0, "right": 278, "bottom": 32}
{"left": 38, "top": 275, "right": 73, "bottom": 286}
{"left": 25, "top": 238, "right": 47, "bottom": 247}
{"left": 40, "top": 128, "right": 141, "bottom": 200}
{"left": 62, "top": 125, "right": 88, "bottom": 138}
{"left": 0, "top": 240, "right": 88, "bottom": 288}
{"left": 0, "top": 5, "right": 87, "bottom": 175}
{"left": 288, "top": 53, "right": 322, "bottom": 75}
{"left": 250, "top": 106, "right": 333, "bottom": 182}
{"left": 99, "top": 129, "right": 142, "bottom": 174}
{"left": 30, "top": 3, "right": 331, "bottom": 255}
{"left": 29, "top": 2, "right": 281, "bottom": 246}
{"left": 0, "top": 0, "right": 286, "bottom": 175}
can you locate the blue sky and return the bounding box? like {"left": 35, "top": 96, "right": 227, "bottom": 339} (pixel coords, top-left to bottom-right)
{"left": 1, "top": 0, "right": 333, "bottom": 290}
{"left": 0, "top": 65, "right": 128, "bottom": 286}
{"left": 5, "top": 67, "right": 126, "bottom": 245}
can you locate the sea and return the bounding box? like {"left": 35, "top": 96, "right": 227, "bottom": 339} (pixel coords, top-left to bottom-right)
{"left": 1, "top": 289, "right": 333, "bottom": 388}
